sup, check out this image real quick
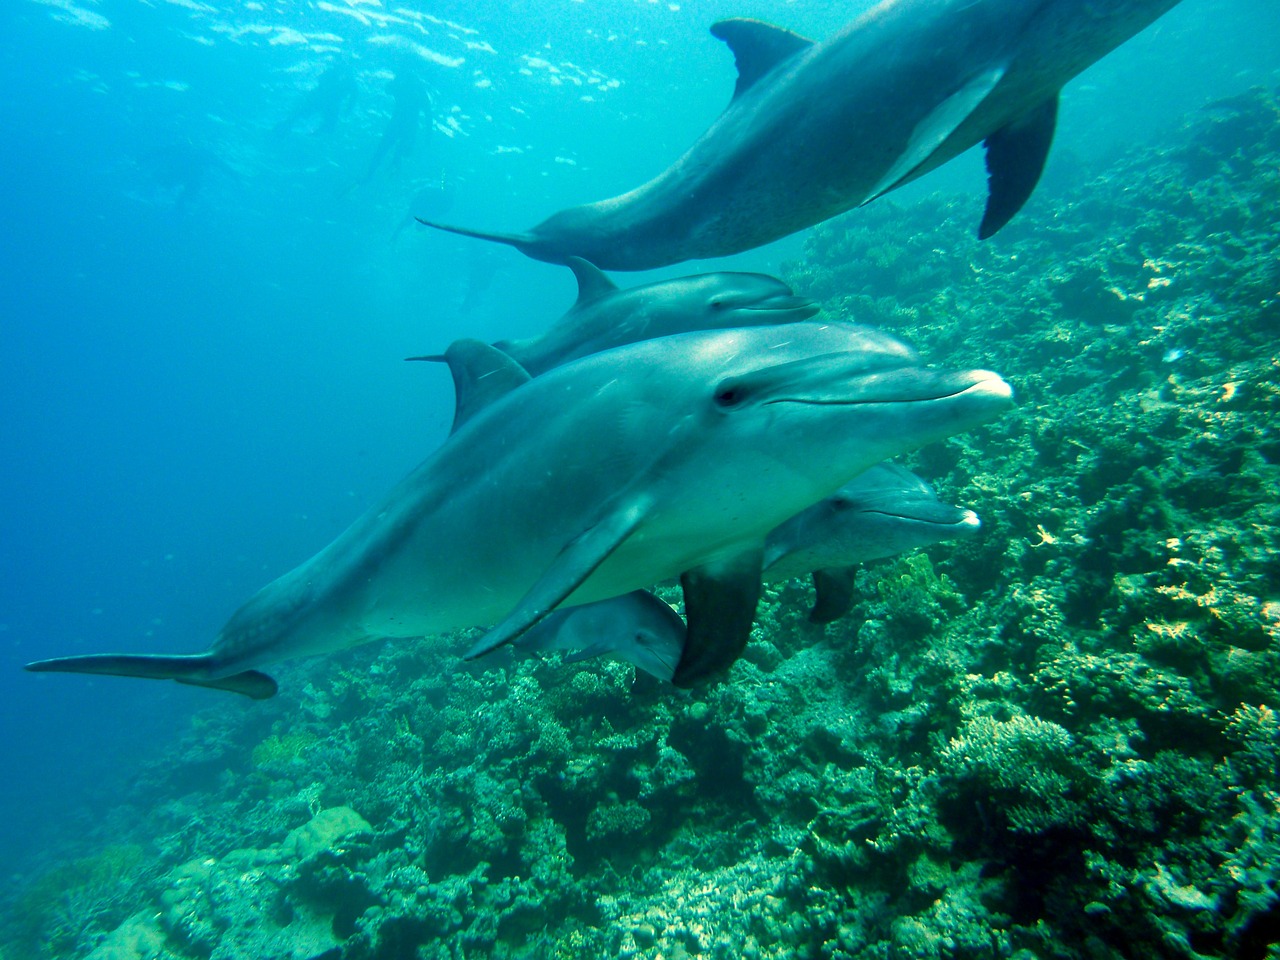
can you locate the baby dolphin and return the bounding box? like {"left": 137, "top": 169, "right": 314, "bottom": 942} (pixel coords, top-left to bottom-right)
{"left": 26, "top": 322, "right": 1012, "bottom": 696}
{"left": 410, "top": 257, "right": 817, "bottom": 377}
{"left": 420, "top": 0, "right": 1184, "bottom": 269}
{"left": 765, "top": 463, "right": 981, "bottom": 623}
{"left": 533, "top": 464, "right": 980, "bottom": 678}
{"left": 513, "top": 590, "right": 685, "bottom": 682}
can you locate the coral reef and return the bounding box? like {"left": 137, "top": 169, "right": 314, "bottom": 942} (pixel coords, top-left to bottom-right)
{"left": 2, "top": 87, "right": 1277, "bottom": 960}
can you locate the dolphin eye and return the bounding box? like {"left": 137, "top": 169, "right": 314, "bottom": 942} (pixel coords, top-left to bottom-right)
{"left": 713, "top": 382, "right": 748, "bottom": 408}
{"left": 709, "top": 299, "right": 725, "bottom": 310}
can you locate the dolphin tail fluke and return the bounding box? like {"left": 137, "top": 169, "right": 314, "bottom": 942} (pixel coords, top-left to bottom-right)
{"left": 24, "top": 653, "right": 277, "bottom": 700}
{"left": 415, "top": 218, "right": 541, "bottom": 256}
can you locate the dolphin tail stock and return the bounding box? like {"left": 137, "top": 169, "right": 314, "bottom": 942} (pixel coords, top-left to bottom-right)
{"left": 415, "top": 218, "right": 545, "bottom": 258}
{"left": 24, "top": 653, "right": 278, "bottom": 700}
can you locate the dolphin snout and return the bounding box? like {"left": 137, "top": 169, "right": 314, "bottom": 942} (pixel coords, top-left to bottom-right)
{"left": 955, "top": 370, "right": 1014, "bottom": 404}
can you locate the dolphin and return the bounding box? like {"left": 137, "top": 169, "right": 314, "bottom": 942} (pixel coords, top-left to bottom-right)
{"left": 513, "top": 590, "right": 686, "bottom": 682}
{"left": 527, "top": 463, "right": 980, "bottom": 678}
{"left": 408, "top": 257, "right": 818, "bottom": 378}
{"left": 25, "top": 322, "right": 1012, "bottom": 696}
{"left": 419, "top": 0, "right": 1184, "bottom": 270}
{"left": 764, "top": 462, "right": 981, "bottom": 623}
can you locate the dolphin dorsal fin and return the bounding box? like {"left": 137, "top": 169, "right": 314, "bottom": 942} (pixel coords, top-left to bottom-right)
{"left": 566, "top": 256, "right": 618, "bottom": 307}
{"left": 440, "top": 339, "right": 532, "bottom": 434}
{"left": 710, "top": 19, "right": 813, "bottom": 102}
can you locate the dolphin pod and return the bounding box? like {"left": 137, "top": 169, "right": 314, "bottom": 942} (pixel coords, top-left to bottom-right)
{"left": 420, "top": 0, "right": 1184, "bottom": 270}
{"left": 27, "top": 323, "right": 1012, "bottom": 695}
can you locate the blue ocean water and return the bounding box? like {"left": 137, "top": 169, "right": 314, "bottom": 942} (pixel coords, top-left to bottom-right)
{"left": 0, "top": 0, "right": 1275, "bottom": 893}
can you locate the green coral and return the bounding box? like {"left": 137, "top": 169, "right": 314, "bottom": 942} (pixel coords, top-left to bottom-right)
{"left": 250, "top": 729, "right": 318, "bottom": 771}
{"left": 11, "top": 844, "right": 148, "bottom": 959}
{"left": 938, "top": 715, "right": 1091, "bottom": 837}
{"left": 875, "top": 552, "right": 967, "bottom": 642}
{"left": 585, "top": 798, "right": 651, "bottom": 842}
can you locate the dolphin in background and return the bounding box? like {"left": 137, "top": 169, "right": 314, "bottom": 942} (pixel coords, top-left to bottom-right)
{"left": 408, "top": 257, "right": 818, "bottom": 378}
{"left": 515, "top": 463, "right": 980, "bottom": 679}
{"left": 420, "top": 0, "right": 1184, "bottom": 270}
{"left": 26, "top": 323, "right": 1012, "bottom": 696}
{"left": 765, "top": 462, "right": 981, "bottom": 623}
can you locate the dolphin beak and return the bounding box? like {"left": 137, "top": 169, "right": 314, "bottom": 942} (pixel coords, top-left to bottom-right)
{"left": 764, "top": 363, "right": 1013, "bottom": 407}
{"left": 955, "top": 371, "right": 1014, "bottom": 403}
{"left": 863, "top": 503, "right": 983, "bottom": 528}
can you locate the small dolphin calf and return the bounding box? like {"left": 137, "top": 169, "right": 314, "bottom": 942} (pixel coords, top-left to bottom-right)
{"left": 513, "top": 590, "right": 686, "bottom": 682}
{"left": 765, "top": 463, "right": 981, "bottom": 623}
{"left": 409, "top": 257, "right": 817, "bottom": 377}
{"left": 421, "top": 0, "right": 1183, "bottom": 269}
{"left": 26, "top": 322, "right": 1011, "bottom": 696}
{"left": 530, "top": 464, "right": 979, "bottom": 677}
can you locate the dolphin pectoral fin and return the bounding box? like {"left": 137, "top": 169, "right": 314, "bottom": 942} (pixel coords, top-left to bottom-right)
{"left": 671, "top": 546, "right": 764, "bottom": 688}
{"left": 565, "top": 257, "right": 618, "bottom": 306}
{"left": 24, "top": 653, "right": 277, "bottom": 700}
{"left": 464, "top": 499, "right": 650, "bottom": 661}
{"left": 434, "top": 339, "right": 532, "bottom": 434}
{"left": 978, "top": 93, "right": 1059, "bottom": 239}
{"left": 809, "top": 566, "right": 857, "bottom": 624}
{"left": 865, "top": 66, "right": 1007, "bottom": 203}
{"left": 560, "top": 642, "right": 612, "bottom": 666}
{"left": 711, "top": 19, "right": 814, "bottom": 102}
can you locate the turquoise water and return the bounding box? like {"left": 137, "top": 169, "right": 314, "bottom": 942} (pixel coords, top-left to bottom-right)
{"left": 1, "top": 1, "right": 1277, "bottom": 957}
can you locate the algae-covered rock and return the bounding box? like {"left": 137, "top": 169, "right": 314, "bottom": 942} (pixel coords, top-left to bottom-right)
{"left": 82, "top": 913, "right": 172, "bottom": 960}
{"left": 280, "top": 805, "right": 373, "bottom": 862}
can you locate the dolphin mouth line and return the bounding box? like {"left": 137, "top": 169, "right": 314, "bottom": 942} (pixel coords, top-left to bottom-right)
{"left": 859, "top": 510, "right": 964, "bottom": 524}
{"left": 766, "top": 395, "right": 965, "bottom": 407}
{"left": 742, "top": 300, "right": 820, "bottom": 313}
{"left": 764, "top": 377, "right": 1011, "bottom": 407}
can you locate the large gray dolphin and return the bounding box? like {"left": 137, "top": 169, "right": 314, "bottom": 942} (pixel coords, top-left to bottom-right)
{"left": 25, "top": 322, "right": 1011, "bottom": 696}
{"left": 420, "top": 0, "right": 1183, "bottom": 269}
{"left": 409, "top": 257, "right": 818, "bottom": 378}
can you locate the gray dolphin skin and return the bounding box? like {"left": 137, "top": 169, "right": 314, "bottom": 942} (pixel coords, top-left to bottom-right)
{"left": 25, "top": 321, "right": 1012, "bottom": 696}
{"left": 419, "top": 0, "right": 1184, "bottom": 270}
{"left": 764, "top": 462, "right": 981, "bottom": 623}
{"left": 409, "top": 257, "right": 819, "bottom": 377}
{"left": 512, "top": 590, "right": 686, "bottom": 682}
